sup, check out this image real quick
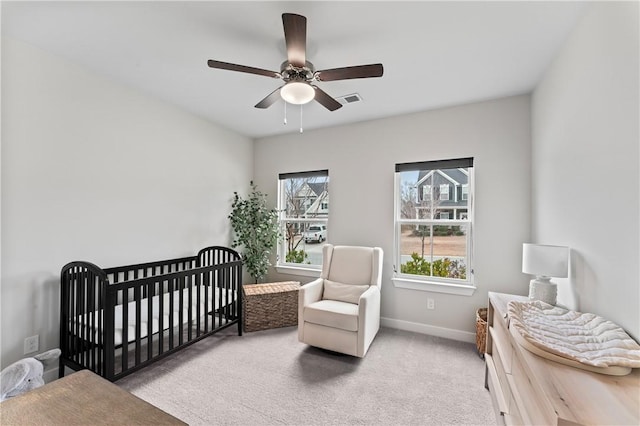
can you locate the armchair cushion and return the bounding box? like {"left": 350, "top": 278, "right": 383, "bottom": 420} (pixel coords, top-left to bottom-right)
{"left": 322, "top": 280, "right": 369, "bottom": 304}
{"left": 325, "top": 246, "right": 375, "bottom": 285}
{"left": 304, "top": 300, "right": 359, "bottom": 332}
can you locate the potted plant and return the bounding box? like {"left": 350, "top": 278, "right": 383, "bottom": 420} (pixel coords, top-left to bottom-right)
{"left": 228, "top": 181, "right": 280, "bottom": 284}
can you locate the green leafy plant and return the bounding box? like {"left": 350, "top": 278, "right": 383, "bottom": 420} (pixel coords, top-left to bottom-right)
{"left": 401, "top": 253, "right": 431, "bottom": 275}
{"left": 400, "top": 252, "right": 466, "bottom": 279}
{"left": 229, "top": 182, "right": 280, "bottom": 283}
{"left": 285, "top": 248, "right": 310, "bottom": 264}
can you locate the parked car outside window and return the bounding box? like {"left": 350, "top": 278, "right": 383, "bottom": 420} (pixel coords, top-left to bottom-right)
{"left": 303, "top": 224, "right": 327, "bottom": 243}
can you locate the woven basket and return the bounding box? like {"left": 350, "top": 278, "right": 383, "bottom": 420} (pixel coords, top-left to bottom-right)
{"left": 243, "top": 282, "right": 300, "bottom": 332}
{"left": 476, "top": 307, "right": 488, "bottom": 358}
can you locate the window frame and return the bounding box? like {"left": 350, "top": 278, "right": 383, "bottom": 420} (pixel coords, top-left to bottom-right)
{"left": 393, "top": 158, "right": 475, "bottom": 296}
{"left": 275, "top": 170, "right": 329, "bottom": 278}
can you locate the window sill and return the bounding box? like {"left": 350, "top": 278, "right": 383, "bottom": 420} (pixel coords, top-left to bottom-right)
{"left": 392, "top": 276, "right": 476, "bottom": 296}
{"left": 275, "top": 265, "right": 321, "bottom": 278}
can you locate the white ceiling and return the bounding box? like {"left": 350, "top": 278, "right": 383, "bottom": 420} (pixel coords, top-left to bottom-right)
{"left": 2, "top": 1, "right": 586, "bottom": 139}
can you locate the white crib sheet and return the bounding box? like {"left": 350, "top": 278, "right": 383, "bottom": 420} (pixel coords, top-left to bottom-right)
{"left": 72, "top": 286, "right": 234, "bottom": 346}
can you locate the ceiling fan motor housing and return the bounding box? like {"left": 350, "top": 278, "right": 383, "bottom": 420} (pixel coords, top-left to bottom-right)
{"left": 280, "top": 60, "right": 315, "bottom": 82}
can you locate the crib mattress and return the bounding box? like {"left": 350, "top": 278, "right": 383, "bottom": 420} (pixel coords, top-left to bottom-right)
{"left": 72, "top": 286, "right": 234, "bottom": 346}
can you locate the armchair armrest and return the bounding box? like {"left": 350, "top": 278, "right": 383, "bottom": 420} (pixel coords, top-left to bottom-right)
{"left": 358, "top": 286, "right": 381, "bottom": 356}
{"left": 358, "top": 285, "right": 380, "bottom": 316}
{"left": 299, "top": 278, "right": 324, "bottom": 306}
{"left": 299, "top": 278, "right": 324, "bottom": 342}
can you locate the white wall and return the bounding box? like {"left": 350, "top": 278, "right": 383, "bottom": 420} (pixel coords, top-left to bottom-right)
{"left": 0, "top": 38, "right": 253, "bottom": 369}
{"left": 254, "top": 95, "right": 531, "bottom": 340}
{"left": 532, "top": 3, "right": 639, "bottom": 339}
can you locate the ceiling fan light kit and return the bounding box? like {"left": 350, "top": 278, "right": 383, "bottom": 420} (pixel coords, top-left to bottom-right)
{"left": 207, "top": 13, "right": 383, "bottom": 116}
{"left": 280, "top": 81, "right": 315, "bottom": 105}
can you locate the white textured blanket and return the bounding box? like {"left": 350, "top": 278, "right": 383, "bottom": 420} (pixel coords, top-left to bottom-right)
{"left": 508, "top": 301, "right": 640, "bottom": 370}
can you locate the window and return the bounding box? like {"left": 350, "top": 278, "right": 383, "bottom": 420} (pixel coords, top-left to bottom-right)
{"left": 277, "top": 170, "right": 329, "bottom": 272}
{"left": 394, "top": 158, "right": 474, "bottom": 294}
{"left": 439, "top": 184, "right": 450, "bottom": 200}
{"left": 423, "top": 185, "right": 432, "bottom": 201}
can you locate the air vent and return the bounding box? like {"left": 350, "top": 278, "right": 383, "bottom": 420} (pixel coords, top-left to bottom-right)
{"left": 336, "top": 93, "right": 362, "bottom": 105}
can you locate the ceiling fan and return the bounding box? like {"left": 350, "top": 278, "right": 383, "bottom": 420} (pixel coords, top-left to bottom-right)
{"left": 207, "top": 13, "right": 384, "bottom": 111}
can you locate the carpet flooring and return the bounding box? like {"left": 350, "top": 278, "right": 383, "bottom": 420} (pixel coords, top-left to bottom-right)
{"left": 118, "top": 326, "right": 497, "bottom": 425}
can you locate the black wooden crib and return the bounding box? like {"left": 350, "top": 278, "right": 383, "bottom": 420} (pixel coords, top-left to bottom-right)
{"left": 59, "top": 246, "right": 242, "bottom": 381}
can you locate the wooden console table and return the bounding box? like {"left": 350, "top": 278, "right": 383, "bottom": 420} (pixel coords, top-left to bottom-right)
{"left": 484, "top": 292, "right": 640, "bottom": 425}
{"left": 0, "top": 370, "right": 186, "bottom": 425}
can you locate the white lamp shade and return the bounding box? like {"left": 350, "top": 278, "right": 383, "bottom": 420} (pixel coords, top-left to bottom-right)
{"left": 280, "top": 81, "right": 315, "bottom": 105}
{"left": 522, "top": 243, "right": 569, "bottom": 278}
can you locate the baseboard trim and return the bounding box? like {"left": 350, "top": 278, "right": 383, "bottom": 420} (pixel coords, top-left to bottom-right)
{"left": 43, "top": 367, "right": 59, "bottom": 384}
{"left": 381, "top": 317, "right": 476, "bottom": 343}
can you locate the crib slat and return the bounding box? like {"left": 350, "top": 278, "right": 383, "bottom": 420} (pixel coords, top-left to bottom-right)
{"left": 158, "top": 279, "right": 164, "bottom": 356}
{"left": 89, "top": 269, "right": 96, "bottom": 372}
{"left": 98, "top": 269, "right": 104, "bottom": 376}
{"left": 169, "top": 277, "right": 175, "bottom": 351}
{"left": 135, "top": 286, "right": 141, "bottom": 366}
{"left": 220, "top": 266, "right": 226, "bottom": 326}
{"left": 195, "top": 273, "right": 201, "bottom": 338}
{"left": 178, "top": 275, "right": 184, "bottom": 346}
{"left": 81, "top": 268, "right": 86, "bottom": 369}
{"left": 69, "top": 267, "right": 76, "bottom": 368}
{"left": 203, "top": 271, "right": 210, "bottom": 333}
{"left": 187, "top": 275, "right": 193, "bottom": 342}
{"left": 122, "top": 286, "right": 129, "bottom": 374}
{"left": 104, "top": 283, "right": 116, "bottom": 380}
{"left": 236, "top": 262, "right": 243, "bottom": 335}
{"left": 147, "top": 281, "right": 153, "bottom": 362}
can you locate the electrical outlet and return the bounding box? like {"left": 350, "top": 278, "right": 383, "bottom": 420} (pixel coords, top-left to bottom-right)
{"left": 24, "top": 335, "right": 39, "bottom": 354}
{"left": 427, "top": 298, "right": 435, "bottom": 310}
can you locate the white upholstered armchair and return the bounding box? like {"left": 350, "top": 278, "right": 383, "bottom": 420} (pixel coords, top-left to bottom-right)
{"left": 298, "top": 244, "right": 383, "bottom": 357}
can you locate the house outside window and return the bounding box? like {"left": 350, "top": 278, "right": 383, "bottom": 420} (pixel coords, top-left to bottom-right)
{"left": 393, "top": 158, "right": 474, "bottom": 295}
{"left": 277, "top": 170, "right": 329, "bottom": 272}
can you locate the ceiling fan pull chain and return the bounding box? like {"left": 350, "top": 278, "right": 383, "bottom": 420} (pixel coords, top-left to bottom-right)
{"left": 300, "top": 104, "right": 304, "bottom": 133}
{"left": 283, "top": 101, "right": 287, "bottom": 125}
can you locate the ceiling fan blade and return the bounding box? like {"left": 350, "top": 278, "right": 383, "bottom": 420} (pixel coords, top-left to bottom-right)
{"left": 255, "top": 86, "right": 283, "bottom": 109}
{"left": 312, "top": 86, "right": 342, "bottom": 111}
{"left": 282, "top": 13, "right": 306, "bottom": 67}
{"left": 316, "top": 64, "right": 384, "bottom": 81}
{"left": 207, "top": 60, "right": 279, "bottom": 79}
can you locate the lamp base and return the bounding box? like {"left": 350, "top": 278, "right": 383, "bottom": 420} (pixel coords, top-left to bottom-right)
{"left": 528, "top": 278, "right": 557, "bottom": 305}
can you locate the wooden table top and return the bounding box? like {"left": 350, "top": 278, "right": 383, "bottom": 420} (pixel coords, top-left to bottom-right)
{"left": 0, "top": 370, "right": 186, "bottom": 425}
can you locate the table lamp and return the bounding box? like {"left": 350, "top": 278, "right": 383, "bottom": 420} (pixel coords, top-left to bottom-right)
{"left": 522, "top": 243, "right": 569, "bottom": 305}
